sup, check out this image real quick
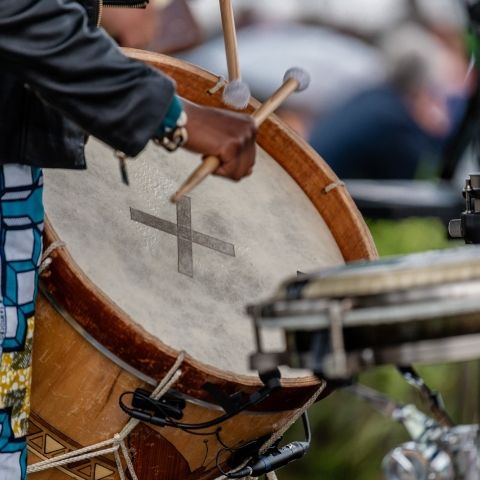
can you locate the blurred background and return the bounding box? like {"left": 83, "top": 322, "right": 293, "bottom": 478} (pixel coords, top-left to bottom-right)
{"left": 101, "top": 1, "right": 480, "bottom": 478}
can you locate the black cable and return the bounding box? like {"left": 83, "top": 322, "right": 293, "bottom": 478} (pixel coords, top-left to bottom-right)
{"left": 119, "top": 392, "right": 213, "bottom": 433}
{"left": 119, "top": 378, "right": 286, "bottom": 476}
{"left": 222, "top": 412, "right": 311, "bottom": 479}
{"left": 120, "top": 387, "right": 274, "bottom": 431}
{"left": 176, "top": 426, "right": 220, "bottom": 436}
{"left": 216, "top": 448, "right": 235, "bottom": 477}
{"left": 215, "top": 433, "right": 268, "bottom": 477}
{"left": 302, "top": 410, "right": 311, "bottom": 444}
{"left": 215, "top": 428, "right": 234, "bottom": 450}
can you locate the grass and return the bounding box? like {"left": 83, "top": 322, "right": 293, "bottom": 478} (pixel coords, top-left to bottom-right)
{"left": 366, "top": 217, "right": 459, "bottom": 256}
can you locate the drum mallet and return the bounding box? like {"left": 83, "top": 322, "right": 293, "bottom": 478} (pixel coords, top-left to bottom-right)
{"left": 219, "top": 0, "right": 251, "bottom": 109}
{"left": 171, "top": 67, "right": 310, "bottom": 203}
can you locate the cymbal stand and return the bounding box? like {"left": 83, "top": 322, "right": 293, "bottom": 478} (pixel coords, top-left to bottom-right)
{"left": 397, "top": 366, "right": 454, "bottom": 428}
{"left": 347, "top": 383, "right": 479, "bottom": 480}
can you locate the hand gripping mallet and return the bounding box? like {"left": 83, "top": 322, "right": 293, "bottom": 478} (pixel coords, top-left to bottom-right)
{"left": 219, "top": 0, "right": 251, "bottom": 109}
{"left": 171, "top": 67, "right": 310, "bottom": 203}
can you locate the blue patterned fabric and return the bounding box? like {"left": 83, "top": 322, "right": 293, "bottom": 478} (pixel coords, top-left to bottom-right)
{"left": 0, "top": 165, "right": 44, "bottom": 480}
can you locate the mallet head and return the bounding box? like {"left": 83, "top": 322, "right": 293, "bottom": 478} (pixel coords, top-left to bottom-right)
{"left": 223, "top": 79, "right": 251, "bottom": 110}
{"left": 283, "top": 67, "right": 311, "bottom": 92}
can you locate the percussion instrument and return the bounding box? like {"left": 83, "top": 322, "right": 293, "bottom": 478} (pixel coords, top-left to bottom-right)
{"left": 28, "top": 50, "right": 376, "bottom": 479}
{"left": 250, "top": 246, "right": 480, "bottom": 380}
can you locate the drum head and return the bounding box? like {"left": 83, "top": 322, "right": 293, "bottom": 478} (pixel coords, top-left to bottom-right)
{"left": 44, "top": 140, "right": 343, "bottom": 375}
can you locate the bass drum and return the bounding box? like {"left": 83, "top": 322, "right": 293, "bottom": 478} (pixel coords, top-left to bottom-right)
{"left": 28, "top": 49, "right": 377, "bottom": 479}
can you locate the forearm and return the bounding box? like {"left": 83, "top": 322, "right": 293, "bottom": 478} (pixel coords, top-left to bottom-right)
{"left": 0, "top": 0, "right": 175, "bottom": 155}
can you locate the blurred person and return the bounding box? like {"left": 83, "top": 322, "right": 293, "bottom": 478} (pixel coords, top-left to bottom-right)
{"left": 182, "top": 23, "right": 385, "bottom": 115}
{"left": 101, "top": 3, "right": 157, "bottom": 49}
{"left": 184, "top": 0, "right": 466, "bottom": 139}
{"left": 188, "top": 0, "right": 465, "bottom": 38}
{"left": 102, "top": 0, "right": 202, "bottom": 54}
{"left": 309, "top": 24, "right": 471, "bottom": 180}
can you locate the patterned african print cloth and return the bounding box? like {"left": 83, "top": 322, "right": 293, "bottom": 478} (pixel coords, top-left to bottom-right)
{"left": 0, "top": 165, "right": 44, "bottom": 479}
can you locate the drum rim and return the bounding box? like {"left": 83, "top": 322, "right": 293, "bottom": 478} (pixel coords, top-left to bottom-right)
{"left": 275, "top": 246, "right": 480, "bottom": 300}
{"left": 40, "top": 49, "right": 377, "bottom": 410}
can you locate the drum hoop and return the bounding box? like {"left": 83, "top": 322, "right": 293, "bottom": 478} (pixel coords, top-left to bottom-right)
{"left": 259, "top": 296, "right": 480, "bottom": 331}
{"left": 291, "top": 332, "right": 480, "bottom": 375}
{"left": 41, "top": 49, "right": 376, "bottom": 410}
{"left": 351, "top": 332, "right": 480, "bottom": 367}
{"left": 299, "top": 262, "right": 480, "bottom": 299}
{"left": 257, "top": 280, "right": 480, "bottom": 330}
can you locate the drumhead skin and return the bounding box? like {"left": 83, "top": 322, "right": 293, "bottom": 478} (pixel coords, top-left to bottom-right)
{"left": 39, "top": 50, "right": 376, "bottom": 401}
{"left": 45, "top": 142, "right": 344, "bottom": 374}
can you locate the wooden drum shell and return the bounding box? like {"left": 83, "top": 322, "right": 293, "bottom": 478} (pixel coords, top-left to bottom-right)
{"left": 28, "top": 50, "right": 377, "bottom": 479}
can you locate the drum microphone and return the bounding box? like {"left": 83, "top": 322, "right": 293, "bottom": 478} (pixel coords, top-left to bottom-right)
{"left": 119, "top": 371, "right": 282, "bottom": 431}
{"left": 123, "top": 408, "right": 169, "bottom": 427}
{"left": 224, "top": 412, "right": 311, "bottom": 478}
{"left": 226, "top": 441, "right": 309, "bottom": 478}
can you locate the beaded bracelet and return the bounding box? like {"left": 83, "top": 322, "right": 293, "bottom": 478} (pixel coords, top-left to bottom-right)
{"left": 154, "top": 111, "right": 188, "bottom": 152}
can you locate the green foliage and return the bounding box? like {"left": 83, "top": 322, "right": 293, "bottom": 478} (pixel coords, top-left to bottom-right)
{"left": 280, "top": 218, "right": 473, "bottom": 480}
{"left": 366, "top": 218, "right": 460, "bottom": 256}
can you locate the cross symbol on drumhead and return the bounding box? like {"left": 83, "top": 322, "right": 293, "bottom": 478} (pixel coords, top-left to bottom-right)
{"left": 130, "top": 197, "right": 235, "bottom": 277}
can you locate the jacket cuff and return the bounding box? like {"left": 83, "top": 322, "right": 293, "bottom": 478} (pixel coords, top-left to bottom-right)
{"left": 114, "top": 67, "right": 177, "bottom": 157}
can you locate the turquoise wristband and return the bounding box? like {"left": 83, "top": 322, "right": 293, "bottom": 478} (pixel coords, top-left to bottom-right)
{"left": 156, "top": 95, "right": 183, "bottom": 137}
{"left": 153, "top": 95, "right": 188, "bottom": 152}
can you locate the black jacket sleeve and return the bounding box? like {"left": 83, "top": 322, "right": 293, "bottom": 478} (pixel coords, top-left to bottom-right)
{"left": 0, "top": 0, "right": 176, "bottom": 156}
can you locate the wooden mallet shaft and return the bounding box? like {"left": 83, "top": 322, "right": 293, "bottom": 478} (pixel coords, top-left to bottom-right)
{"left": 171, "top": 70, "right": 309, "bottom": 203}
{"left": 219, "top": 0, "right": 240, "bottom": 82}
{"left": 219, "top": 0, "right": 250, "bottom": 110}
{"left": 252, "top": 77, "right": 300, "bottom": 126}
